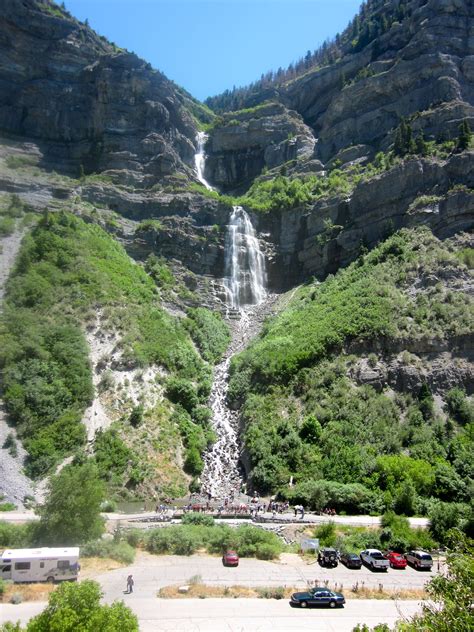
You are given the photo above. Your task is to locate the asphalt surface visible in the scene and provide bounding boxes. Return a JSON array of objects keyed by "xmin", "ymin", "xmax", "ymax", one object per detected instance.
[
  {"xmin": 1, "ymin": 598, "xmax": 424, "ymax": 631},
  {"xmin": 93, "ymin": 552, "xmax": 440, "ymax": 600}
]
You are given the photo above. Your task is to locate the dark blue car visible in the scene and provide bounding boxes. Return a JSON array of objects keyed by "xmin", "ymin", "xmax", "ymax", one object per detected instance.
[{"xmin": 290, "ymin": 587, "xmax": 345, "ymax": 608}]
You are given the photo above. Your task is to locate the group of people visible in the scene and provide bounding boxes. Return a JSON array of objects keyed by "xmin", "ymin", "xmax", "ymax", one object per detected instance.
[{"xmin": 320, "ymin": 507, "xmax": 337, "ymax": 516}]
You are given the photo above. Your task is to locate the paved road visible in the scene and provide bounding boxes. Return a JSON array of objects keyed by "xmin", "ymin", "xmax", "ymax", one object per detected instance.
[
  {"xmin": 0, "ymin": 510, "xmax": 429, "ymax": 528},
  {"xmin": 1, "ymin": 598, "xmax": 423, "ymax": 631},
  {"xmin": 95, "ymin": 552, "xmax": 439, "ymax": 599}
]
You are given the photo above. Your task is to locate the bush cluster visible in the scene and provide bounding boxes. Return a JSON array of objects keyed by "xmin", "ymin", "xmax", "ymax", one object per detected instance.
[{"xmin": 144, "ymin": 523, "xmax": 283, "ymax": 559}]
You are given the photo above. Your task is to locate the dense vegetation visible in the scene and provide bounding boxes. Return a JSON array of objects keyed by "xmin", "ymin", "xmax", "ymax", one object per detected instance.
[
  {"xmin": 0, "ymin": 211, "xmax": 224, "ymax": 486},
  {"xmin": 229, "ymin": 228, "xmax": 473, "ymax": 519}
]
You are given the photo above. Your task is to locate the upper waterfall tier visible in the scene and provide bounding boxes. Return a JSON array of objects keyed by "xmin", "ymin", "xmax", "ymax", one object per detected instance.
[
  {"xmin": 224, "ymin": 206, "xmax": 267, "ymax": 309},
  {"xmin": 194, "ymin": 131, "xmax": 214, "ymax": 191}
]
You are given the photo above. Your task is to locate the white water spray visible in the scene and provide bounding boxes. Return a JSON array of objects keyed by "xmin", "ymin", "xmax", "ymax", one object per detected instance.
[
  {"xmin": 224, "ymin": 206, "xmax": 267, "ymax": 310},
  {"xmin": 194, "ymin": 131, "xmax": 214, "ymax": 191}
]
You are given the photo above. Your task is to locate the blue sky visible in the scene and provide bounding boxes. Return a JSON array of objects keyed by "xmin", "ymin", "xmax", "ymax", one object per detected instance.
[{"xmin": 64, "ymin": 0, "xmax": 362, "ymax": 101}]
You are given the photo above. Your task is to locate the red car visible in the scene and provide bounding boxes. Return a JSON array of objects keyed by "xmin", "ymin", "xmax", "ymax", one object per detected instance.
[
  {"xmin": 222, "ymin": 550, "xmax": 239, "ymax": 567},
  {"xmin": 385, "ymin": 551, "xmax": 407, "ymax": 569}
]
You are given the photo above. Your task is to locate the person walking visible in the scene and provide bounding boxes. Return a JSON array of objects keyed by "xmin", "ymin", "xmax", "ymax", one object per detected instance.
[{"xmin": 126, "ymin": 574, "xmax": 134, "ymax": 594}]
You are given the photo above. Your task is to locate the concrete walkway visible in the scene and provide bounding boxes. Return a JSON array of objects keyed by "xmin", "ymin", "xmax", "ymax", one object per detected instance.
[{"xmin": 0, "ymin": 510, "xmax": 430, "ymax": 528}]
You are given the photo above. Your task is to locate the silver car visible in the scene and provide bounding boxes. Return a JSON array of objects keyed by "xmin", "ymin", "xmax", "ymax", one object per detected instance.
[{"xmin": 405, "ymin": 550, "xmax": 433, "ymax": 570}]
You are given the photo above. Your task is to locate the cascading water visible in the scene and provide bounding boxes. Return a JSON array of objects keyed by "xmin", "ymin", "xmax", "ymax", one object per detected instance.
[
  {"xmin": 194, "ymin": 131, "xmax": 213, "ymax": 191},
  {"xmin": 193, "ymin": 135, "xmax": 268, "ymax": 499},
  {"xmin": 223, "ymin": 206, "xmax": 267, "ymax": 310}
]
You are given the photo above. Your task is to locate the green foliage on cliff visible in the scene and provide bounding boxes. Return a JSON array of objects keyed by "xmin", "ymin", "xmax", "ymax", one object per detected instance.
[
  {"xmin": 230, "ymin": 228, "xmax": 473, "ymax": 512},
  {"xmin": 185, "ymin": 307, "xmax": 231, "ymax": 363},
  {"xmin": 0, "ymin": 211, "xmax": 207, "ymax": 477}
]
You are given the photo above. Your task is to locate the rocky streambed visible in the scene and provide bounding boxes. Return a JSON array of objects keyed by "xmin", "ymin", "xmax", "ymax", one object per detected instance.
[{"xmin": 200, "ymin": 294, "xmax": 279, "ymax": 500}]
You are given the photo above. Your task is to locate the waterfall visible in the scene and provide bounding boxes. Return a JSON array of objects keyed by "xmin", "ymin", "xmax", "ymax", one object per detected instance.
[
  {"xmin": 223, "ymin": 206, "xmax": 267, "ymax": 310},
  {"xmin": 193, "ymin": 134, "xmax": 268, "ymax": 500},
  {"xmin": 194, "ymin": 131, "xmax": 214, "ymax": 191}
]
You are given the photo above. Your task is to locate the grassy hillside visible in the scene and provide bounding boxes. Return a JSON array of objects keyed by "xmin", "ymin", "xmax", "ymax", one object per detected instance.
[
  {"xmin": 0, "ymin": 211, "xmax": 228, "ymax": 495},
  {"xmin": 230, "ymin": 228, "xmax": 473, "ymax": 516}
]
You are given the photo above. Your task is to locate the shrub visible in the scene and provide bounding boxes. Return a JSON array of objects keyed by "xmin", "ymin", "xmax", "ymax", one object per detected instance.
[
  {"xmin": 166, "ymin": 378, "xmax": 199, "ymax": 415},
  {"xmin": 429, "ymin": 502, "xmax": 461, "ymax": 545},
  {"xmin": 0, "ymin": 522, "xmax": 34, "ymax": 548},
  {"xmin": 257, "ymin": 586, "xmax": 285, "ymax": 599},
  {"xmin": 10, "ymin": 592, "xmax": 23, "ymax": 604},
  {"xmin": 445, "ymin": 388, "xmax": 474, "ymax": 425},
  {"xmin": 0, "ymin": 217, "xmax": 15, "ymax": 236},
  {"xmin": 183, "ymin": 447, "xmax": 204, "ymax": 476},
  {"xmin": 129, "ymin": 405, "xmax": 144, "ymax": 427},
  {"xmin": 314, "ymin": 522, "xmax": 337, "ymax": 546},
  {"xmin": 3, "ymin": 433, "xmax": 17, "ymax": 457},
  {"xmin": 93, "ymin": 429, "xmax": 133, "ymax": 482},
  {"xmin": 181, "ymin": 513, "xmax": 215, "ymax": 526},
  {"xmin": 81, "ymin": 539, "xmax": 136, "ymax": 564},
  {"xmin": 185, "ymin": 308, "xmax": 231, "ymax": 363}
]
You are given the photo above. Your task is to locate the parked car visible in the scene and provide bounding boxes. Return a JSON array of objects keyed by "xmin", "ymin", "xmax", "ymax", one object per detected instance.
[
  {"xmin": 405, "ymin": 550, "xmax": 433, "ymax": 570},
  {"xmin": 317, "ymin": 547, "xmax": 338, "ymax": 568},
  {"xmin": 385, "ymin": 551, "xmax": 407, "ymax": 569},
  {"xmin": 360, "ymin": 549, "xmax": 389, "ymax": 571},
  {"xmin": 222, "ymin": 550, "xmax": 239, "ymax": 567},
  {"xmin": 340, "ymin": 552, "xmax": 362, "ymax": 569},
  {"xmin": 290, "ymin": 587, "xmax": 345, "ymax": 608}
]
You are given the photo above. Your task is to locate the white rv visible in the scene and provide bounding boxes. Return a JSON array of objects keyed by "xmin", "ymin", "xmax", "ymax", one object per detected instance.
[{"xmin": 0, "ymin": 547, "xmax": 80, "ymax": 583}]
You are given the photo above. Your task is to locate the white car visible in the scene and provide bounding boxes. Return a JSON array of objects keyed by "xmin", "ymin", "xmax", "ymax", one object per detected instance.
[{"xmin": 360, "ymin": 549, "xmax": 389, "ymax": 571}]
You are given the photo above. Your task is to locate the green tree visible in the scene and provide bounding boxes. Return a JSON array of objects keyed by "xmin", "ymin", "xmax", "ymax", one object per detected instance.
[
  {"xmin": 26, "ymin": 580, "xmax": 138, "ymax": 632},
  {"xmin": 35, "ymin": 462, "xmax": 105, "ymax": 545},
  {"xmin": 457, "ymin": 119, "xmax": 472, "ymax": 151},
  {"xmin": 415, "ymin": 131, "xmax": 428, "ymax": 156},
  {"xmin": 446, "ymin": 388, "xmax": 474, "ymax": 425},
  {"xmin": 429, "ymin": 501, "xmax": 461, "ymax": 545}
]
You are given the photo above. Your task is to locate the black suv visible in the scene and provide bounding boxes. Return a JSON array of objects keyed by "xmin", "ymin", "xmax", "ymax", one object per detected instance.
[
  {"xmin": 318, "ymin": 547, "xmax": 338, "ymax": 568},
  {"xmin": 340, "ymin": 552, "xmax": 362, "ymax": 569}
]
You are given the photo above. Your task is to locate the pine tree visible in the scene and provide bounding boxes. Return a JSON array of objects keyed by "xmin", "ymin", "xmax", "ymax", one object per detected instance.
[
  {"xmin": 393, "ymin": 125, "xmax": 405, "ymax": 157},
  {"xmin": 457, "ymin": 119, "xmax": 472, "ymax": 151},
  {"xmin": 415, "ymin": 131, "xmax": 428, "ymax": 156}
]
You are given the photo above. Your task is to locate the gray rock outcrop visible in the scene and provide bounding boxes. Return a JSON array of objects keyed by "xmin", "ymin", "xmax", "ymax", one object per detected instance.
[{"xmin": 0, "ymin": 0, "xmax": 199, "ymax": 183}]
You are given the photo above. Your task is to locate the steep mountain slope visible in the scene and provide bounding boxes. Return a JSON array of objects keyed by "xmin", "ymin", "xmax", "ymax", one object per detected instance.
[
  {"xmin": 0, "ymin": 0, "xmax": 472, "ymax": 510},
  {"xmin": 229, "ymin": 228, "xmax": 473, "ymax": 513},
  {"xmin": 0, "ymin": 209, "xmax": 230, "ymax": 499},
  {"xmin": 0, "ymin": 0, "xmax": 208, "ymax": 185},
  {"xmin": 204, "ymin": 0, "xmax": 474, "ymax": 188}
]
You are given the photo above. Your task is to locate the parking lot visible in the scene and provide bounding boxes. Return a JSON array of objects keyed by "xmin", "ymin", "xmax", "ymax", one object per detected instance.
[{"xmin": 93, "ymin": 552, "xmax": 441, "ymax": 601}]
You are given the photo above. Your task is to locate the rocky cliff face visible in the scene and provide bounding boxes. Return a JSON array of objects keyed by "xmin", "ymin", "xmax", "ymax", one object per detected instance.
[
  {"xmin": 260, "ymin": 152, "xmax": 474, "ymax": 289},
  {"xmin": 205, "ymin": 103, "xmax": 316, "ymax": 192},
  {"xmin": 0, "ymin": 0, "xmax": 200, "ymax": 185},
  {"xmin": 205, "ymin": 0, "xmax": 474, "ymax": 190}
]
